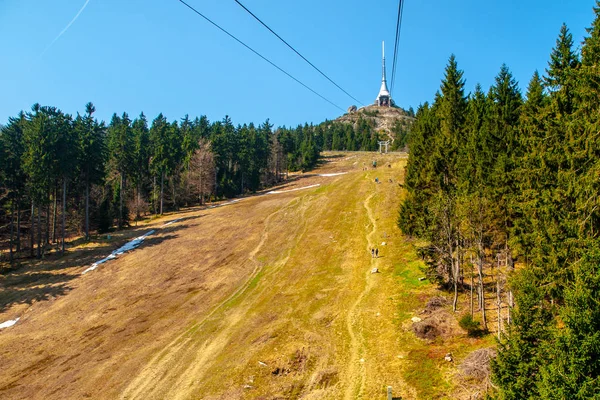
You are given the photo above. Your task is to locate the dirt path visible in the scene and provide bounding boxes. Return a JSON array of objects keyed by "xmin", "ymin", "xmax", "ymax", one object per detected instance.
[{"xmin": 344, "ymin": 191, "xmax": 379, "ymax": 400}]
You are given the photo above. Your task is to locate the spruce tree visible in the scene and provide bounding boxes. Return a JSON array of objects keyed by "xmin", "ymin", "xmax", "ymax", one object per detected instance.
[
  {"xmin": 107, "ymin": 113, "xmax": 134, "ymax": 227},
  {"xmin": 537, "ymin": 248, "xmax": 600, "ymax": 399},
  {"xmin": 76, "ymin": 102, "xmax": 106, "ymax": 240},
  {"xmin": 491, "ymin": 270, "xmax": 552, "ymax": 400}
]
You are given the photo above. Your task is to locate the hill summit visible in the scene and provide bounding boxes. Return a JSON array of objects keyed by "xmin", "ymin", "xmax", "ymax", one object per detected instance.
[{"xmin": 334, "ymin": 104, "xmax": 414, "ymax": 140}]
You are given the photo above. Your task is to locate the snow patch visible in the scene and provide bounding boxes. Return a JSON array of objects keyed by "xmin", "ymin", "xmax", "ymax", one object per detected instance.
[
  {"xmin": 162, "ymin": 218, "xmax": 183, "ymax": 227},
  {"xmin": 318, "ymin": 172, "xmax": 347, "ymax": 177},
  {"xmin": 208, "ymin": 199, "xmax": 242, "ymax": 209},
  {"xmin": 0, "ymin": 317, "xmax": 20, "ymax": 329},
  {"xmin": 82, "ymin": 230, "xmax": 156, "ymax": 275},
  {"xmin": 267, "ymin": 184, "xmax": 320, "ymax": 195}
]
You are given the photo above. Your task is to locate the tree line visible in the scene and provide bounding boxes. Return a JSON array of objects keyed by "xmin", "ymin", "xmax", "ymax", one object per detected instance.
[
  {"xmin": 0, "ymin": 105, "xmax": 323, "ymax": 264},
  {"xmin": 399, "ymin": 2, "xmax": 600, "ymax": 398}
]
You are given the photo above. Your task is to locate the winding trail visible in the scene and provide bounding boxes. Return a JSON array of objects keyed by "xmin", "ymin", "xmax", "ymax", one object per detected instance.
[{"xmin": 344, "ymin": 191, "xmax": 378, "ymax": 400}]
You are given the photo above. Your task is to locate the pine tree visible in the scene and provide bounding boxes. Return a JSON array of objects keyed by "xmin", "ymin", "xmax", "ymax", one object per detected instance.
[
  {"xmin": 537, "ymin": 248, "xmax": 600, "ymax": 399},
  {"xmin": 76, "ymin": 102, "xmax": 106, "ymax": 240},
  {"xmin": 131, "ymin": 112, "xmax": 150, "ymax": 220},
  {"xmin": 107, "ymin": 113, "xmax": 134, "ymax": 227},
  {"xmin": 149, "ymin": 113, "xmax": 170, "ymax": 214},
  {"xmin": 491, "ymin": 270, "xmax": 552, "ymax": 400},
  {"xmin": 0, "ymin": 114, "xmax": 27, "ymax": 262}
]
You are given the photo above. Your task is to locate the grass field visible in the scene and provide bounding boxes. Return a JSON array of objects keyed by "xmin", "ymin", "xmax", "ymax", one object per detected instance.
[{"xmin": 0, "ymin": 152, "xmax": 493, "ymax": 399}]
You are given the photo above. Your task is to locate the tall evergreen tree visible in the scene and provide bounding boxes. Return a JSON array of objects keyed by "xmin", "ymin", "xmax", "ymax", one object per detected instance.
[
  {"xmin": 107, "ymin": 112, "xmax": 134, "ymax": 227},
  {"xmin": 76, "ymin": 102, "xmax": 106, "ymax": 240}
]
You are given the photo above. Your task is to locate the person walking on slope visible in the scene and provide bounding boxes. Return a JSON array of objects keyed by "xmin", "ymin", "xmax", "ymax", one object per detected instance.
[
  {"xmin": 371, "ymin": 248, "xmax": 375, "ymax": 258},
  {"xmin": 375, "ymin": 248, "xmax": 379, "ymax": 258}
]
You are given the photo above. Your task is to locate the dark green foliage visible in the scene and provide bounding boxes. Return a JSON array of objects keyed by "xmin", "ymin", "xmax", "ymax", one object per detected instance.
[
  {"xmin": 491, "ymin": 270, "xmax": 552, "ymax": 399},
  {"xmin": 400, "ymin": 4, "xmax": 600, "ymax": 398},
  {"xmin": 459, "ymin": 314, "xmax": 483, "ymax": 337},
  {"xmin": 537, "ymin": 247, "xmax": 600, "ymax": 399},
  {"xmin": 0, "ymin": 104, "xmax": 322, "ymax": 259},
  {"xmin": 95, "ymin": 193, "xmax": 112, "ymax": 234}
]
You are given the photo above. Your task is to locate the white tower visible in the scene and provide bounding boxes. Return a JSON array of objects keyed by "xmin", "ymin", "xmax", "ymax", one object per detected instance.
[{"xmin": 376, "ymin": 41, "xmax": 392, "ymax": 107}]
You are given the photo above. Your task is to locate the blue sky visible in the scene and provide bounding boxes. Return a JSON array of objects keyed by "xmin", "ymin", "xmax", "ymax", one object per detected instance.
[{"xmin": 0, "ymin": 0, "xmax": 596, "ymax": 128}]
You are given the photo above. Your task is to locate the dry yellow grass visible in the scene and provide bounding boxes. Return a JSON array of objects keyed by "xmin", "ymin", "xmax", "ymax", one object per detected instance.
[{"xmin": 0, "ymin": 152, "xmax": 493, "ymax": 399}]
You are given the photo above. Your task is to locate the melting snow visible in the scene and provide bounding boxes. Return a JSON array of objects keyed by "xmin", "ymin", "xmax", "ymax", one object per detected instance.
[
  {"xmin": 0, "ymin": 317, "xmax": 20, "ymax": 329},
  {"xmin": 318, "ymin": 172, "xmax": 347, "ymax": 177},
  {"xmin": 208, "ymin": 199, "xmax": 242, "ymax": 209},
  {"xmin": 267, "ymin": 184, "xmax": 320, "ymax": 195},
  {"xmin": 82, "ymin": 230, "xmax": 156, "ymax": 275},
  {"xmin": 162, "ymin": 218, "xmax": 183, "ymax": 227}
]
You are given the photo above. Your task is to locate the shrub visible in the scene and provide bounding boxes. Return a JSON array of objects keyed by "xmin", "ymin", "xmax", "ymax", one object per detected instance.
[{"xmin": 459, "ymin": 314, "xmax": 483, "ymax": 337}]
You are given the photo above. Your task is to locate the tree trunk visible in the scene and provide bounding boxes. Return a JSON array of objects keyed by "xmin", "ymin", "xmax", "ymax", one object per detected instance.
[
  {"xmin": 136, "ymin": 183, "xmax": 141, "ymax": 221},
  {"xmin": 214, "ymin": 168, "xmax": 218, "ymax": 199},
  {"xmin": 119, "ymin": 173, "xmax": 124, "ymax": 229},
  {"xmin": 452, "ymin": 252, "xmax": 460, "ymax": 312},
  {"xmin": 16, "ymin": 200, "xmax": 21, "ymax": 253},
  {"xmin": 30, "ymin": 201, "xmax": 35, "ymax": 257},
  {"xmin": 45, "ymin": 193, "xmax": 50, "ymax": 246},
  {"xmin": 85, "ymin": 179, "xmax": 90, "ymax": 241},
  {"xmin": 52, "ymin": 186, "xmax": 57, "ymax": 243},
  {"xmin": 9, "ymin": 202, "xmax": 14, "ymax": 264},
  {"xmin": 496, "ymin": 268, "xmax": 502, "ymax": 339},
  {"xmin": 477, "ymin": 243, "xmax": 487, "ymax": 330},
  {"xmin": 37, "ymin": 203, "xmax": 42, "ymax": 259},
  {"xmin": 153, "ymin": 175, "xmax": 157, "ymax": 215},
  {"xmin": 506, "ymin": 250, "xmax": 514, "ymax": 325},
  {"xmin": 61, "ymin": 177, "xmax": 66, "ymax": 255},
  {"xmin": 470, "ymin": 255, "xmax": 474, "ymax": 318},
  {"xmin": 160, "ymin": 172, "xmax": 164, "ymax": 215},
  {"xmin": 199, "ymin": 163, "xmax": 204, "ymax": 205},
  {"xmin": 171, "ymin": 176, "xmax": 176, "ymax": 211}
]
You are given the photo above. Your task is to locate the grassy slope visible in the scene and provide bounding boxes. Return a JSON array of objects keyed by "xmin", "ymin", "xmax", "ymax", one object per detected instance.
[{"xmin": 0, "ymin": 152, "xmax": 493, "ymax": 400}]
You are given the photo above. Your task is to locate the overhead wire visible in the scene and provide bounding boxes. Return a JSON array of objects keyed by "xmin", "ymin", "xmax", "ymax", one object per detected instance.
[
  {"xmin": 176, "ymin": 0, "xmax": 345, "ymax": 112},
  {"xmin": 233, "ymin": 0, "xmax": 364, "ymax": 106},
  {"xmin": 390, "ymin": 0, "xmax": 404, "ymax": 96}
]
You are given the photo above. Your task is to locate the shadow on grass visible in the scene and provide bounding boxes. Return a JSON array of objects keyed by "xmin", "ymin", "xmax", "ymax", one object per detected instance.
[
  {"xmin": 0, "ymin": 218, "xmax": 199, "ymax": 315},
  {"xmin": 0, "ymin": 273, "xmax": 75, "ymax": 313}
]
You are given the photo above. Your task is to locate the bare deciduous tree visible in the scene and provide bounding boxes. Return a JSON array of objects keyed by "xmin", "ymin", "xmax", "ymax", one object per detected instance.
[{"xmin": 190, "ymin": 139, "xmax": 215, "ymax": 205}]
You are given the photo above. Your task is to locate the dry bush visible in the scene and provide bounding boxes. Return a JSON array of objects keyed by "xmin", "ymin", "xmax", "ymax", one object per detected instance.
[
  {"xmin": 459, "ymin": 348, "xmax": 496, "ymax": 381},
  {"xmin": 423, "ymin": 296, "xmax": 448, "ymax": 314},
  {"xmin": 412, "ymin": 309, "xmax": 454, "ymax": 340}
]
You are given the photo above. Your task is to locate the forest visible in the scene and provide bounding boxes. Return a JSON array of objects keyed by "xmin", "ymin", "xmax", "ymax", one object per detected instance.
[
  {"xmin": 399, "ymin": 3, "xmax": 600, "ymax": 398},
  {"xmin": 0, "ymin": 106, "xmax": 323, "ymax": 264},
  {"xmin": 0, "ymin": 102, "xmax": 400, "ymax": 265}
]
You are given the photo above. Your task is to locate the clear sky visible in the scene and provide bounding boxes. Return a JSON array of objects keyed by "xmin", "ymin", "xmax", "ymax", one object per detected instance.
[{"xmin": 0, "ymin": 0, "xmax": 596, "ymax": 128}]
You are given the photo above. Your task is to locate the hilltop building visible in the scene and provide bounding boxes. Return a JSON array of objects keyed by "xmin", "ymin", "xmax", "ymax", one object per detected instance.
[{"xmin": 375, "ymin": 41, "xmax": 395, "ymax": 107}]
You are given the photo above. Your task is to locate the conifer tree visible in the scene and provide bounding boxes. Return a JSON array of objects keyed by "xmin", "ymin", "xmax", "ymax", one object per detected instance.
[
  {"xmin": 107, "ymin": 113, "xmax": 134, "ymax": 227},
  {"xmin": 149, "ymin": 113, "xmax": 171, "ymax": 214},
  {"xmin": 76, "ymin": 102, "xmax": 106, "ymax": 240},
  {"xmin": 131, "ymin": 112, "xmax": 150, "ymax": 220},
  {"xmin": 0, "ymin": 114, "xmax": 26, "ymax": 262},
  {"xmin": 491, "ymin": 270, "xmax": 552, "ymax": 400},
  {"xmin": 545, "ymin": 24, "xmax": 580, "ymax": 115},
  {"xmin": 537, "ymin": 248, "xmax": 600, "ymax": 399}
]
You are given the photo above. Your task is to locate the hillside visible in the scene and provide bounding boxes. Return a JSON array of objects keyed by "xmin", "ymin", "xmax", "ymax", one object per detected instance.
[
  {"xmin": 0, "ymin": 152, "xmax": 492, "ymax": 399},
  {"xmin": 334, "ymin": 105, "xmax": 414, "ymax": 142}
]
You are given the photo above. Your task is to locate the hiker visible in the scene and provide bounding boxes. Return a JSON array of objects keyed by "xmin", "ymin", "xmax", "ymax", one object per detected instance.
[
  {"xmin": 375, "ymin": 248, "xmax": 379, "ymax": 258},
  {"xmin": 371, "ymin": 248, "xmax": 375, "ymax": 258},
  {"xmin": 375, "ymin": 177, "xmax": 379, "ymax": 183},
  {"xmin": 372, "ymin": 160, "xmax": 377, "ymax": 168}
]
